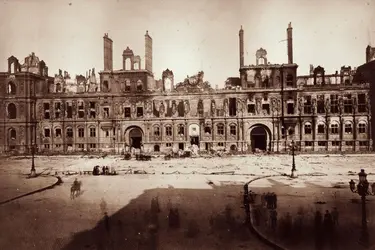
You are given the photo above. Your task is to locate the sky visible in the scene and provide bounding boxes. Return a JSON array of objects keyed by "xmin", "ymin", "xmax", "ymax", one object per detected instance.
[{"xmin": 0, "ymin": 0, "xmax": 374, "ymax": 87}]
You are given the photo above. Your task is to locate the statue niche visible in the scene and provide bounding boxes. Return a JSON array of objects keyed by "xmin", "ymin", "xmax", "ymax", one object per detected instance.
[
  {"xmin": 171, "ymin": 101, "xmax": 177, "ymax": 117},
  {"xmin": 184, "ymin": 100, "xmax": 190, "ymax": 115},
  {"xmin": 159, "ymin": 101, "xmax": 165, "ymax": 117}
]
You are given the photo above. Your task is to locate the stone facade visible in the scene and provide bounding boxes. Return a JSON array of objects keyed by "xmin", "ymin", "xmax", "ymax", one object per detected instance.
[{"xmin": 0, "ymin": 26, "xmax": 373, "ymax": 154}]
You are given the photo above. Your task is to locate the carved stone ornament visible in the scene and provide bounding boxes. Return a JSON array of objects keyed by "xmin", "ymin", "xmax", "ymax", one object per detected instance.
[{"xmin": 184, "ymin": 100, "xmax": 190, "ymax": 115}]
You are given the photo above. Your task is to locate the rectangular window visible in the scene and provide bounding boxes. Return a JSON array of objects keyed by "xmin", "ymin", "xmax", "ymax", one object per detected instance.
[
  {"xmin": 344, "ymin": 124, "xmax": 352, "ymax": 134},
  {"xmin": 178, "ymin": 143, "xmax": 184, "ymax": 150},
  {"xmin": 89, "ymin": 143, "xmax": 96, "ymax": 149},
  {"xmin": 230, "ymin": 125, "xmax": 236, "ymax": 135},
  {"xmin": 90, "ymin": 127, "xmax": 96, "ymax": 137},
  {"xmin": 66, "ymin": 103, "xmax": 73, "ymax": 118},
  {"xmin": 344, "ymin": 95, "xmax": 353, "ymax": 114},
  {"xmin": 89, "ymin": 102, "xmax": 96, "ymax": 118},
  {"xmin": 304, "ymin": 96, "xmax": 312, "ymax": 114},
  {"xmin": 229, "ymin": 98, "xmax": 237, "ymax": 116},
  {"xmin": 304, "ymin": 124, "xmax": 312, "ymax": 134},
  {"xmin": 44, "ymin": 103, "xmax": 50, "ymax": 119},
  {"xmin": 55, "ymin": 102, "xmax": 61, "ymax": 119},
  {"xmin": 304, "ymin": 141, "xmax": 313, "ymax": 147},
  {"xmin": 217, "ymin": 125, "xmax": 224, "ymax": 135},
  {"xmin": 287, "ymin": 103, "xmax": 294, "ymax": 114},
  {"xmin": 332, "ymin": 141, "xmax": 340, "ymax": 146},
  {"xmin": 77, "ymin": 143, "xmax": 84, "ymax": 149},
  {"xmin": 345, "ymin": 141, "xmax": 354, "ymax": 146},
  {"xmin": 66, "ymin": 128, "xmax": 73, "ymax": 138},
  {"xmin": 137, "ymin": 107, "xmax": 143, "ymax": 117},
  {"xmin": 44, "ymin": 144, "xmax": 50, "ymax": 149},
  {"xmin": 331, "ymin": 124, "xmax": 339, "ymax": 134},
  {"xmin": 317, "ymin": 95, "xmax": 325, "ymax": 114},
  {"xmin": 358, "ymin": 94, "xmax": 367, "ymax": 113},
  {"xmin": 166, "ymin": 126, "xmax": 172, "ymax": 136},
  {"xmin": 247, "ymin": 104, "xmax": 255, "ymax": 114},
  {"xmin": 166, "ymin": 143, "xmax": 172, "ymax": 147},
  {"xmin": 218, "ymin": 142, "xmax": 224, "ymax": 147},
  {"xmin": 318, "ymin": 141, "xmax": 327, "ymax": 147},
  {"xmin": 103, "ymin": 107, "xmax": 109, "ymax": 118},
  {"xmin": 124, "ymin": 107, "xmax": 131, "ymax": 118},
  {"xmin": 55, "ymin": 144, "xmax": 61, "ymax": 148},
  {"xmin": 44, "ymin": 128, "xmax": 50, "ymax": 137},
  {"xmin": 359, "ymin": 141, "xmax": 368, "ymax": 146},
  {"xmin": 330, "ymin": 95, "xmax": 339, "ymax": 113},
  {"xmin": 262, "ymin": 104, "xmax": 270, "ymax": 115},
  {"xmin": 55, "ymin": 128, "xmax": 62, "ymax": 137},
  {"xmin": 78, "ymin": 128, "xmax": 84, "ymax": 137},
  {"xmin": 317, "ymin": 124, "xmax": 325, "ymax": 134},
  {"xmin": 105, "ymin": 130, "xmax": 110, "ymax": 137},
  {"xmin": 359, "ymin": 123, "xmax": 366, "ymax": 134}
]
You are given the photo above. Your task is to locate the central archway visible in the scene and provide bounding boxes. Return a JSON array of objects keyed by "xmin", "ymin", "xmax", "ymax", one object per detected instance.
[
  {"xmin": 128, "ymin": 127, "xmax": 143, "ymax": 149},
  {"xmin": 250, "ymin": 126, "xmax": 268, "ymax": 151}
]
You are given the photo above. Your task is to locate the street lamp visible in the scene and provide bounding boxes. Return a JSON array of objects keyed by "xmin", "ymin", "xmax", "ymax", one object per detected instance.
[
  {"xmin": 289, "ymin": 140, "xmax": 297, "ymax": 178},
  {"xmin": 349, "ymin": 169, "xmax": 375, "ymax": 247}
]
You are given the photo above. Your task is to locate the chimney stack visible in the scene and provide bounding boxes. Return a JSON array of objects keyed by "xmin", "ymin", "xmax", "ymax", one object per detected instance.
[
  {"xmin": 239, "ymin": 26, "xmax": 244, "ymax": 68},
  {"xmin": 287, "ymin": 22, "xmax": 293, "ymax": 64},
  {"xmin": 103, "ymin": 33, "xmax": 113, "ymax": 71}
]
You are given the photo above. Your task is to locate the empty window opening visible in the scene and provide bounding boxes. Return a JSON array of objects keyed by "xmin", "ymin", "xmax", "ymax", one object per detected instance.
[
  {"xmin": 317, "ymin": 124, "xmax": 325, "ymax": 134},
  {"xmin": 359, "ymin": 123, "xmax": 366, "ymax": 134},
  {"xmin": 204, "ymin": 126, "xmax": 211, "ymax": 134},
  {"xmin": 358, "ymin": 94, "xmax": 367, "ymax": 113},
  {"xmin": 8, "ymin": 82, "xmax": 16, "ymax": 95},
  {"xmin": 154, "ymin": 145, "xmax": 160, "ymax": 152},
  {"xmin": 198, "ymin": 100, "xmax": 204, "ymax": 117},
  {"xmin": 287, "ymin": 103, "xmax": 294, "ymax": 114},
  {"xmin": 136, "ymin": 81, "xmax": 143, "ymax": 91},
  {"xmin": 78, "ymin": 102, "xmax": 85, "ymax": 118},
  {"xmin": 330, "ymin": 95, "xmax": 339, "ymax": 113},
  {"xmin": 304, "ymin": 96, "xmax": 312, "ymax": 114},
  {"xmin": 344, "ymin": 123, "xmax": 352, "ymax": 134},
  {"xmin": 165, "ymin": 126, "xmax": 172, "ymax": 136},
  {"xmin": 229, "ymin": 98, "xmax": 237, "ymax": 116},
  {"xmin": 89, "ymin": 102, "xmax": 96, "ymax": 118},
  {"xmin": 178, "ymin": 125, "xmax": 185, "ymax": 136},
  {"xmin": 7, "ymin": 103, "xmax": 17, "ymax": 119},
  {"xmin": 178, "ymin": 143, "xmax": 184, "ymax": 150},
  {"xmin": 230, "ymin": 125, "xmax": 236, "ymax": 135},
  {"xmin": 66, "ymin": 103, "xmax": 73, "ymax": 118},
  {"xmin": 154, "ymin": 126, "xmax": 160, "ymax": 136},
  {"xmin": 44, "ymin": 128, "xmax": 50, "ymax": 137},
  {"xmin": 262, "ymin": 104, "xmax": 270, "ymax": 114},
  {"xmin": 286, "ymin": 74, "xmax": 293, "ymax": 87},
  {"xmin": 90, "ymin": 127, "xmax": 96, "ymax": 137},
  {"xmin": 178, "ymin": 101, "xmax": 184, "ymax": 117},
  {"xmin": 44, "ymin": 103, "xmax": 50, "ymax": 119},
  {"xmin": 55, "ymin": 103, "xmax": 61, "ymax": 119},
  {"xmin": 304, "ymin": 124, "xmax": 312, "ymax": 134},
  {"xmin": 55, "ymin": 128, "xmax": 62, "ymax": 137},
  {"xmin": 137, "ymin": 107, "xmax": 143, "ymax": 117},
  {"xmin": 66, "ymin": 128, "xmax": 73, "ymax": 138},
  {"xmin": 78, "ymin": 128, "xmax": 84, "ymax": 137},
  {"xmin": 217, "ymin": 124, "xmax": 224, "ymax": 135},
  {"xmin": 317, "ymin": 95, "xmax": 325, "ymax": 114},
  {"xmin": 103, "ymin": 107, "xmax": 109, "ymax": 118},
  {"xmin": 331, "ymin": 124, "xmax": 339, "ymax": 134},
  {"xmin": 344, "ymin": 95, "xmax": 353, "ymax": 114},
  {"xmin": 102, "ymin": 81, "xmax": 109, "ymax": 92},
  {"xmin": 124, "ymin": 107, "xmax": 131, "ymax": 118},
  {"xmin": 247, "ymin": 104, "xmax": 255, "ymax": 114}
]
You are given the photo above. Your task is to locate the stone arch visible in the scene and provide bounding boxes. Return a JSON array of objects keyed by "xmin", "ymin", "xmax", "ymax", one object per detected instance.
[
  {"xmin": 124, "ymin": 126, "xmax": 144, "ymax": 149},
  {"xmin": 248, "ymin": 123, "xmax": 272, "ymax": 152},
  {"xmin": 7, "ymin": 103, "xmax": 17, "ymax": 119},
  {"xmin": 154, "ymin": 144, "xmax": 160, "ymax": 152},
  {"xmin": 125, "ymin": 58, "xmax": 132, "ymax": 70},
  {"xmin": 8, "ymin": 128, "xmax": 16, "ymax": 140}
]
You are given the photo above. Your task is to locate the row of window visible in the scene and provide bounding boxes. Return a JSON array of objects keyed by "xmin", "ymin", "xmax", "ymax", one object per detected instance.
[
  {"xmin": 304, "ymin": 122, "xmax": 367, "ymax": 135},
  {"xmin": 153, "ymin": 124, "xmax": 237, "ymax": 136},
  {"xmin": 303, "ymin": 141, "xmax": 369, "ymax": 147}
]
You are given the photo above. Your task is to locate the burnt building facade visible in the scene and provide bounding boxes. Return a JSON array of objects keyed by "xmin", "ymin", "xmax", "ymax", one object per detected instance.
[{"xmin": 0, "ymin": 24, "xmax": 372, "ymax": 154}]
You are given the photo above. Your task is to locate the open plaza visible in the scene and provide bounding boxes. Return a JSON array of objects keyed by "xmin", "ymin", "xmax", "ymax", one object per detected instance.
[{"xmin": 1, "ymin": 153, "xmax": 375, "ymax": 250}]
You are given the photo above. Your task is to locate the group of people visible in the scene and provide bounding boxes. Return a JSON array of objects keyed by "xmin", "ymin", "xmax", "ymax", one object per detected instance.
[
  {"xmin": 314, "ymin": 208, "xmax": 339, "ymax": 248},
  {"xmin": 92, "ymin": 165, "xmax": 117, "ymax": 176}
]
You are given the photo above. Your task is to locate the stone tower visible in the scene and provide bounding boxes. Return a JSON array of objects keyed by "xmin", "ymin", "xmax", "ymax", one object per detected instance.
[
  {"xmin": 145, "ymin": 31, "xmax": 153, "ymax": 73},
  {"xmin": 287, "ymin": 22, "xmax": 293, "ymax": 64},
  {"xmin": 103, "ymin": 33, "xmax": 113, "ymax": 71},
  {"xmin": 239, "ymin": 26, "xmax": 244, "ymax": 68}
]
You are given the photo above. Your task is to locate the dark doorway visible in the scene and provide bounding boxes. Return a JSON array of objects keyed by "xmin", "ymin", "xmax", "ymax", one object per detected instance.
[
  {"xmin": 129, "ymin": 128, "xmax": 142, "ymax": 149},
  {"xmin": 190, "ymin": 136, "xmax": 199, "ymax": 146},
  {"xmin": 250, "ymin": 126, "xmax": 267, "ymax": 151},
  {"xmin": 178, "ymin": 143, "xmax": 184, "ymax": 150}
]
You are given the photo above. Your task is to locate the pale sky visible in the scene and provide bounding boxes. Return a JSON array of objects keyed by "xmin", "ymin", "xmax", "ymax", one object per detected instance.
[{"xmin": 1, "ymin": 0, "xmax": 374, "ymax": 86}]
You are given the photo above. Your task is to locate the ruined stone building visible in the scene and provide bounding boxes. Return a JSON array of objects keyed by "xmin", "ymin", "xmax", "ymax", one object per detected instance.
[{"xmin": 0, "ymin": 24, "xmax": 373, "ymax": 154}]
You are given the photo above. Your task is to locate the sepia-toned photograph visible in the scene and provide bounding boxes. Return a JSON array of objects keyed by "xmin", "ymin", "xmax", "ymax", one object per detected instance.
[{"xmin": 1, "ymin": 0, "xmax": 375, "ymax": 249}]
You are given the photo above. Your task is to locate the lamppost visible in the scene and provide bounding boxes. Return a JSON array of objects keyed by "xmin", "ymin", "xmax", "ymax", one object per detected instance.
[
  {"xmin": 349, "ymin": 169, "xmax": 375, "ymax": 248},
  {"xmin": 289, "ymin": 140, "xmax": 298, "ymax": 178},
  {"xmin": 30, "ymin": 144, "xmax": 36, "ymax": 177}
]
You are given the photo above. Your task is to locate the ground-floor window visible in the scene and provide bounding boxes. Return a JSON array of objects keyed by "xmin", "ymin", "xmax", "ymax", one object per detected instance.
[
  {"xmin": 332, "ymin": 141, "xmax": 340, "ymax": 146},
  {"xmin": 9, "ymin": 145, "xmax": 16, "ymax": 150},
  {"xmin": 154, "ymin": 145, "xmax": 160, "ymax": 152},
  {"xmin": 77, "ymin": 143, "xmax": 84, "ymax": 149},
  {"xmin": 359, "ymin": 141, "xmax": 368, "ymax": 146},
  {"xmin": 205, "ymin": 143, "xmax": 210, "ymax": 150},
  {"xmin": 218, "ymin": 142, "xmax": 224, "ymax": 147},
  {"xmin": 166, "ymin": 143, "xmax": 172, "ymax": 147},
  {"xmin": 317, "ymin": 141, "xmax": 327, "ymax": 147},
  {"xmin": 345, "ymin": 141, "xmax": 354, "ymax": 146},
  {"xmin": 89, "ymin": 143, "xmax": 96, "ymax": 149},
  {"xmin": 55, "ymin": 144, "xmax": 61, "ymax": 148},
  {"xmin": 304, "ymin": 141, "xmax": 313, "ymax": 147},
  {"xmin": 44, "ymin": 144, "xmax": 50, "ymax": 149},
  {"xmin": 178, "ymin": 143, "xmax": 184, "ymax": 150}
]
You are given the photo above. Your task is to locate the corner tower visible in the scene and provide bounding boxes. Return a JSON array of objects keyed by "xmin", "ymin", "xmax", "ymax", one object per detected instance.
[
  {"xmin": 103, "ymin": 33, "xmax": 113, "ymax": 71},
  {"xmin": 145, "ymin": 30, "xmax": 153, "ymax": 73}
]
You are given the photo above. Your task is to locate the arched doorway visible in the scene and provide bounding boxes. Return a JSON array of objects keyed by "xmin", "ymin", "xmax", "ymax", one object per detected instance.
[
  {"xmin": 128, "ymin": 127, "xmax": 143, "ymax": 149},
  {"xmin": 250, "ymin": 126, "xmax": 267, "ymax": 151}
]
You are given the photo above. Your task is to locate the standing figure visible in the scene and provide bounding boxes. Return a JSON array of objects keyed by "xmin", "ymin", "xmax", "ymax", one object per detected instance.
[
  {"xmin": 331, "ymin": 207, "xmax": 339, "ymax": 226},
  {"xmin": 270, "ymin": 209, "xmax": 278, "ymax": 231}
]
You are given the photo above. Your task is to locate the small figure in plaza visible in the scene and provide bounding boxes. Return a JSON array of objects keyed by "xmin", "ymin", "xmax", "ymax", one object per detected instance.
[
  {"xmin": 273, "ymin": 193, "xmax": 277, "ymax": 209},
  {"xmin": 105, "ymin": 166, "xmax": 110, "ymax": 175},
  {"xmin": 331, "ymin": 207, "xmax": 339, "ymax": 226},
  {"xmin": 253, "ymin": 207, "xmax": 261, "ymax": 226},
  {"xmin": 284, "ymin": 212, "xmax": 292, "ymax": 238},
  {"xmin": 104, "ymin": 212, "xmax": 110, "ymax": 233},
  {"xmin": 269, "ymin": 209, "xmax": 278, "ymax": 231},
  {"xmin": 314, "ymin": 210, "xmax": 323, "ymax": 249},
  {"xmin": 102, "ymin": 166, "xmax": 106, "ymax": 175},
  {"xmin": 261, "ymin": 193, "xmax": 266, "ymax": 207},
  {"xmin": 323, "ymin": 210, "xmax": 333, "ymax": 233}
]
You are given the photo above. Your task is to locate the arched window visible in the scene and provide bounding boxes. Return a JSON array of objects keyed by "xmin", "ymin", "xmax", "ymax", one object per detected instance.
[
  {"xmin": 217, "ymin": 123, "xmax": 224, "ymax": 135},
  {"xmin": 358, "ymin": 122, "xmax": 367, "ymax": 134},
  {"xmin": 344, "ymin": 122, "xmax": 353, "ymax": 134},
  {"xmin": 102, "ymin": 81, "xmax": 109, "ymax": 92},
  {"xmin": 154, "ymin": 126, "xmax": 160, "ymax": 136},
  {"xmin": 125, "ymin": 58, "xmax": 131, "ymax": 70},
  {"xmin": 330, "ymin": 123, "xmax": 339, "ymax": 134},
  {"xmin": 304, "ymin": 122, "xmax": 312, "ymax": 134},
  {"xmin": 134, "ymin": 63, "xmax": 140, "ymax": 70},
  {"xmin": 317, "ymin": 123, "xmax": 325, "ymax": 134},
  {"xmin": 7, "ymin": 103, "xmax": 17, "ymax": 119},
  {"xmin": 8, "ymin": 82, "xmax": 16, "ymax": 95},
  {"xmin": 9, "ymin": 129, "xmax": 16, "ymax": 140},
  {"xmin": 154, "ymin": 144, "xmax": 160, "ymax": 152}
]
